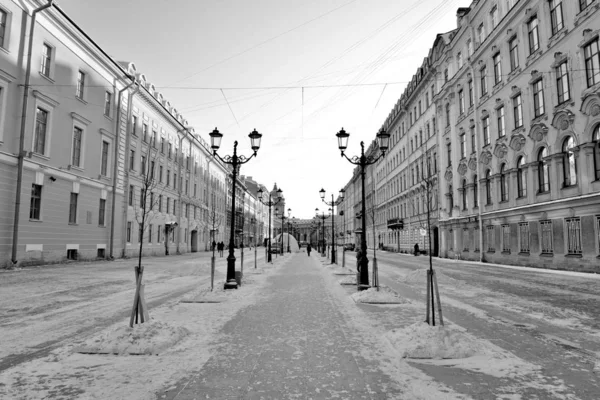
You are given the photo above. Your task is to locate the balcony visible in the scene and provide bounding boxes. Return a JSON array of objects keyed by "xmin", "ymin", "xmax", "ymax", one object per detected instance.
[{"xmin": 387, "ymin": 218, "xmax": 404, "ymax": 230}]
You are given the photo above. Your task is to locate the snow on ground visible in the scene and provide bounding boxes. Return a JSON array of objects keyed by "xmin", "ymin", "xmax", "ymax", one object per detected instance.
[
  {"xmin": 351, "ymin": 286, "xmax": 410, "ymax": 304},
  {"xmin": 384, "ymin": 321, "xmax": 540, "ymax": 378},
  {"xmin": 400, "ymin": 268, "xmax": 463, "ymax": 285},
  {"xmin": 75, "ymin": 320, "xmax": 190, "ymax": 355},
  {"xmin": 338, "ymin": 274, "xmax": 357, "ymax": 285}
]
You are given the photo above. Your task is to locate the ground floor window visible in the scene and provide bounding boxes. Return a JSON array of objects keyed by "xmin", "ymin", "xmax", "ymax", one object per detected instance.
[
  {"xmin": 474, "ymin": 227, "xmax": 480, "ymax": 252},
  {"xmin": 463, "ymin": 228, "xmax": 469, "ymax": 251},
  {"xmin": 127, "ymin": 222, "xmax": 132, "ymax": 243},
  {"xmin": 519, "ymin": 222, "xmax": 530, "ymax": 253},
  {"xmin": 502, "ymin": 224, "xmax": 510, "ymax": 253},
  {"xmin": 486, "ymin": 226, "xmax": 495, "ymax": 252},
  {"xmin": 565, "ymin": 218, "xmax": 582, "ymax": 255},
  {"xmin": 540, "ymin": 220, "xmax": 553, "ymax": 254}
]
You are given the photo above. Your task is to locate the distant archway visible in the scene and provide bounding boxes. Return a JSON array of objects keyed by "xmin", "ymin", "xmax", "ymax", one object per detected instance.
[
  {"xmin": 274, "ymin": 233, "xmax": 300, "ymax": 252},
  {"xmin": 191, "ymin": 230, "xmax": 198, "ymax": 252}
]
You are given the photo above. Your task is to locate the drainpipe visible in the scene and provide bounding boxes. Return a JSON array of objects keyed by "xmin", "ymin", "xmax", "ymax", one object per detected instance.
[
  {"xmin": 109, "ymin": 78, "xmax": 137, "ymax": 259},
  {"xmin": 11, "ymin": 0, "xmax": 54, "ymax": 266},
  {"xmin": 120, "ymin": 83, "xmax": 140, "ymax": 257},
  {"xmin": 467, "ymin": 27, "xmax": 485, "ymax": 263}
]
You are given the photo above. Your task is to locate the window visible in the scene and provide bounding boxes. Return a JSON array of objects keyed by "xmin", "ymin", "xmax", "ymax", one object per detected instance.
[
  {"xmin": 148, "ymin": 224, "xmax": 153, "ymax": 243},
  {"xmin": 473, "ymin": 174, "xmax": 478, "ymax": 208},
  {"xmin": 127, "ymin": 221, "xmax": 132, "ymax": 242},
  {"xmin": 128, "ymin": 185, "xmax": 134, "ymax": 206},
  {"xmin": 152, "ymin": 130, "xmax": 158, "ymax": 148},
  {"xmin": 480, "ymin": 65, "xmax": 488, "ymax": 95},
  {"xmin": 459, "ymin": 90, "xmax": 465, "ymax": 114},
  {"xmin": 594, "ymin": 125, "xmax": 600, "ymax": 180},
  {"xmin": 562, "ymin": 136, "xmax": 577, "ymax": 187},
  {"xmin": 500, "ymin": 164, "xmax": 508, "ymax": 202},
  {"xmin": 32, "ymin": 108, "xmax": 50, "ymax": 156},
  {"xmin": 138, "ymin": 225, "xmax": 143, "ymax": 243},
  {"xmin": 540, "ymin": 220, "xmax": 553, "ymax": 254},
  {"xmin": 100, "ymin": 140, "xmax": 109, "ymax": 176},
  {"xmin": 517, "ymin": 156, "xmax": 527, "ymax": 198},
  {"xmin": 491, "ymin": 6, "xmax": 498, "ymax": 28},
  {"xmin": 104, "ymin": 92, "xmax": 112, "ymax": 116},
  {"xmin": 478, "ymin": 23, "xmax": 486, "ymax": 44},
  {"xmin": 71, "ymin": 127, "xmax": 83, "ymax": 167},
  {"xmin": 41, "ymin": 43, "xmax": 52, "ymax": 77},
  {"xmin": 502, "ymin": 224, "xmax": 510, "ymax": 253},
  {"xmin": 493, "ymin": 53, "xmax": 502, "ymax": 85},
  {"xmin": 549, "ymin": 0, "xmax": 564, "ymax": 35},
  {"xmin": 468, "ymin": 80, "xmax": 474, "ymax": 107},
  {"xmin": 131, "ymin": 115, "xmax": 138, "ymax": 136},
  {"xmin": 150, "ymin": 160, "xmax": 155, "ymax": 180},
  {"xmin": 584, "ymin": 39, "xmax": 600, "ymax": 88},
  {"xmin": 98, "ymin": 199, "xmax": 106, "ymax": 226},
  {"xmin": 159, "ymin": 166, "xmax": 163, "ymax": 183},
  {"xmin": 483, "ymin": 116, "xmax": 490, "ymax": 146},
  {"xmin": 142, "ymin": 123, "xmax": 149, "ymax": 143},
  {"xmin": 486, "ymin": 225, "xmax": 495, "ymax": 252},
  {"xmin": 470, "ymin": 126, "xmax": 476, "ymax": 153},
  {"xmin": 444, "ymin": 68, "xmax": 449, "ymax": 83},
  {"xmin": 533, "ymin": 79, "xmax": 545, "ymax": 117},
  {"xmin": 140, "ymin": 188, "xmax": 145, "ymax": 208},
  {"xmin": 160, "ymin": 137, "xmax": 165, "ymax": 153},
  {"xmin": 69, "ymin": 193, "xmax": 78, "ymax": 224},
  {"xmin": 140, "ymin": 155, "xmax": 146, "ymax": 176},
  {"xmin": 448, "ymin": 185, "xmax": 454, "ymax": 212},
  {"xmin": 158, "ymin": 195, "xmax": 163, "ymax": 212},
  {"xmin": 425, "ymin": 92, "xmax": 429, "ymax": 107},
  {"xmin": 556, "ymin": 62, "xmax": 570, "ymax": 104},
  {"xmin": 460, "ymin": 133, "xmax": 466, "ymax": 159},
  {"xmin": 167, "ymin": 197, "xmax": 171, "ymax": 214},
  {"xmin": 76, "ymin": 71, "xmax": 85, "ymax": 99},
  {"xmin": 168, "ymin": 142, "xmax": 172, "ymax": 158},
  {"xmin": 174, "ymin": 173, "xmax": 177, "ymax": 190},
  {"xmin": 581, "ymin": 0, "xmax": 596, "ymax": 11},
  {"xmin": 463, "ymin": 229, "xmax": 469, "ymax": 251},
  {"xmin": 167, "ymin": 169, "xmax": 170, "ymax": 186},
  {"xmin": 528, "ymin": 17, "xmax": 540, "ymax": 54},
  {"xmin": 129, "ymin": 150, "xmax": 135, "ymax": 171},
  {"xmin": 509, "ymin": 37, "xmax": 519, "ymax": 71},
  {"xmin": 538, "ymin": 147, "xmax": 550, "ymax": 193},
  {"xmin": 467, "ymin": 39, "xmax": 473, "ymax": 56},
  {"xmin": 497, "ymin": 106, "xmax": 505, "ymax": 138},
  {"xmin": 485, "ymin": 169, "xmax": 492, "ymax": 204},
  {"xmin": 513, "ymin": 94, "xmax": 523, "ymax": 128},
  {"xmin": 0, "ymin": 9, "xmax": 8, "ymax": 49},
  {"xmin": 458, "ymin": 52, "xmax": 463, "ymax": 69},
  {"xmin": 462, "ymin": 179, "xmax": 467, "ymax": 210},
  {"xmin": 30, "ymin": 184, "xmax": 42, "ymax": 220},
  {"xmin": 445, "ymin": 104, "xmax": 451, "ymax": 127},
  {"xmin": 519, "ymin": 222, "xmax": 530, "ymax": 253},
  {"xmin": 566, "ymin": 217, "xmax": 582, "ymax": 255},
  {"xmin": 447, "ymin": 143, "xmax": 452, "ymax": 167}
]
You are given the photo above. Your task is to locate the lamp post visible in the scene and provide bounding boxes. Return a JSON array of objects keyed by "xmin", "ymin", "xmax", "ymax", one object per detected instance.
[
  {"xmin": 315, "ymin": 208, "xmax": 329, "ymax": 257},
  {"xmin": 339, "ymin": 210, "xmax": 346, "ymax": 268},
  {"xmin": 335, "ymin": 127, "xmax": 389, "ymax": 289},
  {"xmin": 209, "ymin": 127, "xmax": 262, "ymax": 290},
  {"xmin": 275, "ymin": 207, "xmax": 286, "ymax": 255},
  {"xmin": 319, "ymin": 188, "xmax": 345, "ymax": 264},
  {"xmin": 257, "ymin": 187, "xmax": 283, "ymax": 263}
]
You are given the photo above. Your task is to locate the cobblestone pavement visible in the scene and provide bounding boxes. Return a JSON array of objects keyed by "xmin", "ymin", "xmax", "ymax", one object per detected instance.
[{"xmin": 162, "ymin": 253, "xmax": 408, "ymax": 400}]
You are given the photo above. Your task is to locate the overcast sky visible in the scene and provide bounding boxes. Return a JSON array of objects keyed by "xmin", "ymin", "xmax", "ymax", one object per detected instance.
[{"xmin": 57, "ymin": 0, "xmax": 464, "ymax": 219}]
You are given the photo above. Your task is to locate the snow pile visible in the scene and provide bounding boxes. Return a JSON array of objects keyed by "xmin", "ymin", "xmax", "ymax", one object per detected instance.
[
  {"xmin": 351, "ymin": 286, "xmax": 410, "ymax": 304},
  {"xmin": 400, "ymin": 268, "xmax": 462, "ymax": 285},
  {"xmin": 76, "ymin": 320, "xmax": 190, "ymax": 355},
  {"xmin": 338, "ymin": 275, "xmax": 357, "ymax": 285},
  {"xmin": 385, "ymin": 322, "xmax": 485, "ymax": 359}
]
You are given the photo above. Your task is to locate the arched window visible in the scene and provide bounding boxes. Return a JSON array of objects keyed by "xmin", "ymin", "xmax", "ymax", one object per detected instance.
[
  {"xmin": 538, "ymin": 147, "xmax": 550, "ymax": 193},
  {"xmin": 517, "ymin": 156, "xmax": 527, "ymax": 198},
  {"xmin": 473, "ymin": 174, "xmax": 478, "ymax": 208},
  {"xmin": 594, "ymin": 125, "xmax": 600, "ymax": 180},
  {"xmin": 562, "ymin": 136, "xmax": 577, "ymax": 187},
  {"xmin": 462, "ymin": 179, "xmax": 468, "ymax": 210},
  {"xmin": 500, "ymin": 164, "xmax": 508, "ymax": 202},
  {"xmin": 485, "ymin": 170, "xmax": 492, "ymax": 205},
  {"xmin": 448, "ymin": 185, "xmax": 454, "ymax": 213}
]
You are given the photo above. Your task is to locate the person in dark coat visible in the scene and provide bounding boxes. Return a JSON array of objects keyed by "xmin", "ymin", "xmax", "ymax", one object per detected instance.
[
  {"xmin": 306, "ymin": 243, "xmax": 311, "ymax": 256},
  {"xmin": 212, "ymin": 240, "xmax": 217, "ymax": 252},
  {"xmin": 414, "ymin": 243, "xmax": 419, "ymax": 256}
]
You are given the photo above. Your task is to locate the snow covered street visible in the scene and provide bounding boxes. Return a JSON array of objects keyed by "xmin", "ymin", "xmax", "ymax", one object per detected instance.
[{"xmin": 1, "ymin": 249, "xmax": 599, "ymax": 399}]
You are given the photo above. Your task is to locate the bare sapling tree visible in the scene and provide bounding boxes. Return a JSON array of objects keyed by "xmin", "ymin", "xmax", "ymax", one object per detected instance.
[
  {"xmin": 367, "ymin": 168, "xmax": 380, "ymax": 290},
  {"xmin": 129, "ymin": 141, "xmax": 164, "ymax": 327},
  {"xmin": 412, "ymin": 157, "xmax": 443, "ymax": 326},
  {"xmin": 207, "ymin": 178, "xmax": 223, "ymax": 291}
]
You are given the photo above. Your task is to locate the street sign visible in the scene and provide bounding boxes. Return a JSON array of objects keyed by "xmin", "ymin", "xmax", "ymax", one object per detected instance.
[{"xmin": 419, "ymin": 228, "xmax": 427, "ymax": 236}]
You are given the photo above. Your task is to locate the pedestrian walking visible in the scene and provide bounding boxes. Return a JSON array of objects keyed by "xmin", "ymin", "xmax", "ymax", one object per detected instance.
[
  {"xmin": 218, "ymin": 242, "xmax": 224, "ymax": 257},
  {"xmin": 212, "ymin": 240, "xmax": 216, "ymax": 252},
  {"xmin": 306, "ymin": 243, "xmax": 311, "ymax": 257},
  {"xmin": 414, "ymin": 243, "xmax": 419, "ymax": 256}
]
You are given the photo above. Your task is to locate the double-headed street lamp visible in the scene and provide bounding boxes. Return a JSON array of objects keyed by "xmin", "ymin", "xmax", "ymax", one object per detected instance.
[
  {"xmin": 209, "ymin": 127, "xmax": 262, "ymax": 290},
  {"xmin": 335, "ymin": 127, "xmax": 389, "ymax": 290},
  {"xmin": 315, "ymin": 208, "xmax": 330, "ymax": 257},
  {"xmin": 257, "ymin": 187, "xmax": 283, "ymax": 263},
  {"xmin": 319, "ymin": 188, "xmax": 345, "ymax": 264}
]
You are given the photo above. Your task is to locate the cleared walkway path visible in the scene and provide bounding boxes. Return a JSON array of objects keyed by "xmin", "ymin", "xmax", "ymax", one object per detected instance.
[{"xmin": 164, "ymin": 253, "xmax": 403, "ymax": 399}]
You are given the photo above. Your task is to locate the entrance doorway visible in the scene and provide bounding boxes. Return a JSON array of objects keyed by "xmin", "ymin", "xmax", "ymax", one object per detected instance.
[
  {"xmin": 433, "ymin": 227, "xmax": 439, "ymax": 257},
  {"xmin": 191, "ymin": 230, "xmax": 198, "ymax": 252}
]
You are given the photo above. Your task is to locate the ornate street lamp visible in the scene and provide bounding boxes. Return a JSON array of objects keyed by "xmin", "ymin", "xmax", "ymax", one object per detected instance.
[
  {"xmin": 315, "ymin": 208, "xmax": 330, "ymax": 257},
  {"xmin": 319, "ymin": 188, "xmax": 345, "ymax": 264},
  {"xmin": 209, "ymin": 127, "xmax": 262, "ymax": 289},
  {"xmin": 275, "ymin": 207, "xmax": 286, "ymax": 255},
  {"xmin": 257, "ymin": 187, "xmax": 283, "ymax": 263},
  {"xmin": 287, "ymin": 208, "xmax": 292, "ymax": 253},
  {"xmin": 335, "ymin": 127, "xmax": 389, "ymax": 290}
]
